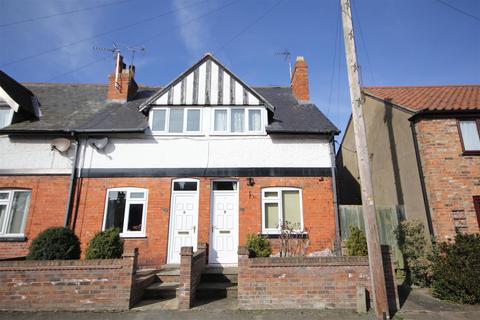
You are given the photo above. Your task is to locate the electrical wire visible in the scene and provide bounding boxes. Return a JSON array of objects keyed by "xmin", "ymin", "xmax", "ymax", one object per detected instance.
[
  {"xmin": 351, "ymin": 0, "xmax": 376, "ymax": 85},
  {"xmin": 0, "ymin": 0, "xmax": 134, "ymax": 28},
  {"xmin": 327, "ymin": 4, "xmax": 341, "ymax": 117},
  {"xmin": 214, "ymin": 0, "xmax": 285, "ymax": 52},
  {"xmin": 0, "ymin": 0, "xmax": 208, "ymax": 68},
  {"xmin": 433, "ymin": 0, "xmax": 480, "ymax": 23},
  {"xmin": 45, "ymin": 0, "xmax": 240, "ymax": 81}
]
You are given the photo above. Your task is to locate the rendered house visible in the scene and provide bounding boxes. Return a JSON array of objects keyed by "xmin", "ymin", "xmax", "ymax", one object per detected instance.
[
  {"xmin": 0, "ymin": 54, "xmax": 340, "ymax": 267},
  {"xmin": 337, "ymin": 85, "xmax": 480, "ymax": 241}
]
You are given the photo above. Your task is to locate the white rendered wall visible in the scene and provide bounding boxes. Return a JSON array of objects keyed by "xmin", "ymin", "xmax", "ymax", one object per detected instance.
[
  {"xmin": 0, "ymin": 136, "xmax": 73, "ymax": 173},
  {"xmin": 83, "ymin": 135, "xmax": 332, "ymax": 169}
]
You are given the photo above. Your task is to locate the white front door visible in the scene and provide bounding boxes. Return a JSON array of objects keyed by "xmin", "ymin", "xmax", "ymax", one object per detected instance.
[
  {"xmin": 209, "ymin": 181, "xmax": 239, "ymax": 265},
  {"xmin": 168, "ymin": 180, "xmax": 199, "ymax": 264}
]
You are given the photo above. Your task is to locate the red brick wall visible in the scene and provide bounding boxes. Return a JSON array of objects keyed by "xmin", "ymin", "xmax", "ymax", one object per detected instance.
[
  {"xmin": 0, "ymin": 249, "xmax": 138, "ymax": 311},
  {"xmin": 73, "ymin": 176, "xmax": 336, "ymax": 268},
  {"xmin": 237, "ymin": 246, "xmax": 399, "ymax": 313},
  {"xmin": 237, "ymin": 247, "xmax": 371, "ymax": 310},
  {"xmin": 178, "ymin": 244, "xmax": 207, "ymax": 309},
  {"xmin": 415, "ymin": 118, "xmax": 480, "ymax": 240},
  {"xmin": 0, "ymin": 175, "xmax": 70, "ymax": 258}
]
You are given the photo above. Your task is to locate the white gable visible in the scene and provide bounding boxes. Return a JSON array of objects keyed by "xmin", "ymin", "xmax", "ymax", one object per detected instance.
[{"xmin": 153, "ymin": 57, "xmax": 261, "ymax": 106}]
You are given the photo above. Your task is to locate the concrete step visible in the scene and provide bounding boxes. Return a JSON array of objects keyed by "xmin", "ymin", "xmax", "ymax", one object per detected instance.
[
  {"xmin": 196, "ymin": 282, "xmax": 238, "ymax": 299},
  {"xmin": 201, "ymin": 266, "xmax": 238, "ymax": 283},
  {"xmin": 143, "ymin": 282, "xmax": 179, "ymax": 300},
  {"xmin": 157, "ymin": 265, "xmax": 180, "ymax": 283}
]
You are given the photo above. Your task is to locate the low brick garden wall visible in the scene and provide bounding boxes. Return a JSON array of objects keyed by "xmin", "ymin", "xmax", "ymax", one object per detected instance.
[
  {"xmin": 178, "ymin": 244, "xmax": 207, "ymax": 309},
  {"xmin": 238, "ymin": 246, "xmax": 398, "ymax": 312},
  {"xmin": 0, "ymin": 248, "xmax": 138, "ymax": 311}
]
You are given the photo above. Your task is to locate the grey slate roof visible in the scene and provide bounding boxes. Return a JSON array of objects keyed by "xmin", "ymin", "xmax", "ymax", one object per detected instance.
[
  {"xmin": 256, "ymin": 86, "xmax": 340, "ymax": 134},
  {"xmin": 0, "ymin": 83, "xmax": 157, "ymax": 133},
  {"xmin": 0, "ymin": 83, "xmax": 339, "ymax": 135}
]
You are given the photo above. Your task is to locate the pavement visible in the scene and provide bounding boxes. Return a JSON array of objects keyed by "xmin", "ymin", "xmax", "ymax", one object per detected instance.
[{"xmin": 1, "ymin": 287, "xmax": 480, "ymax": 320}]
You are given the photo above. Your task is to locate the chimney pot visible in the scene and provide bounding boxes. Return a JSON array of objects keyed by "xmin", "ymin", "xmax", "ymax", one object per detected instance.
[
  {"xmin": 291, "ymin": 56, "xmax": 310, "ymax": 102},
  {"xmin": 107, "ymin": 55, "xmax": 138, "ymax": 102}
]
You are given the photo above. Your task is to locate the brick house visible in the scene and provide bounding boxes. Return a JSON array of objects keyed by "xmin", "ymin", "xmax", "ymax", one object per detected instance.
[
  {"xmin": 0, "ymin": 54, "xmax": 340, "ymax": 267},
  {"xmin": 337, "ymin": 85, "xmax": 480, "ymax": 241}
]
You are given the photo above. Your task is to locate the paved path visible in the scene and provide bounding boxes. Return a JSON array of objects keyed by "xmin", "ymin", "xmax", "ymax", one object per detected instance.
[{"xmin": 1, "ymin": 288, "xmax": 480, "ymax": 320}]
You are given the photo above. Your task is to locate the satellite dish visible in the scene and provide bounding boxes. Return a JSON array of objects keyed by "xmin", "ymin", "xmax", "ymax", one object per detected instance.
[
  {"xmin": 89, "ymin": 137, "xmax": 109, "ymax": 151},
  {"xmin": 50, "ymin": 138, "xmax": 71, "ymax": 153}
]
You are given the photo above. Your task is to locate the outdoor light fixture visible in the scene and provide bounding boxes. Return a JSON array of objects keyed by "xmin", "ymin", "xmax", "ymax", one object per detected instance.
[{"xmin": 247, "ymin": 177, "xmax": 255, "ymax": 186}]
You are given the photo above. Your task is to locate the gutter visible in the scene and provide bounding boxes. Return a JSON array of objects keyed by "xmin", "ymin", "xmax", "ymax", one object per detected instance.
[
  {"xmin": 329, "ymin": 135, "xmax": 341, "ymax": 253},
  {"xmin": 64, "ymin": 134, "xmax": 80, "ymax": 228},
  {"xmin": 409, "ymin": 121, "xmax": 434, "ymax": 236}
]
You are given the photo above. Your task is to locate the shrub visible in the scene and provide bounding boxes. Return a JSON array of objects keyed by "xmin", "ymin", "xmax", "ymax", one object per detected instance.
[
  {"xmin": 279, "ymin": 222, "xmax": 310, "ymax": 257},
  {"xmin": 346, "ymin": 225, "xmax": 368, "ymax": 256},
  {"xmin": 27, "ymin": 227, "xmax": 80, "ymax": 260},
  {"xmin": 395, "ymin": 220, "xmax": 434, "ymax": 287},
  {"xmin": 432, "ymin": 233, "xmax": 480, "ymax": 304},
  {"xmin": 86, "ymin": 228, "xmax": 124, "ymax": 259},
  {"xmin": 246, "ymin": 234, "xmax": 272, "ymax": 258}
]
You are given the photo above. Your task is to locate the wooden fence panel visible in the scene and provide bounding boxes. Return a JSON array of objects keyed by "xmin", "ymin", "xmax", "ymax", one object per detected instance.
[{"xmin": 339, "ymin": 205, "xmax": 405, "ymax": 269}]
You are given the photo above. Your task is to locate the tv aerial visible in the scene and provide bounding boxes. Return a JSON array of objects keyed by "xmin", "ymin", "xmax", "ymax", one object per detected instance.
[{"xmin": 275, "ymin": 49, "xmax": 292, "ymax": 81}]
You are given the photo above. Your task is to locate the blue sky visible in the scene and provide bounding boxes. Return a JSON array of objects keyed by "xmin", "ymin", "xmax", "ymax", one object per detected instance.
[{"xmin": 0, "ymin": 0, "xmax": 479, "ymax": 138}]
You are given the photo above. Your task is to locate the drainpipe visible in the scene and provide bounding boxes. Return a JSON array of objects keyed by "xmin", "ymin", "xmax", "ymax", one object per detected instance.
[
  {"xmin": 410, "ymin": 121, "xmax": 434, "ymax": 236},
  {"xmin": 329, "ymin": 135, "xmax": 341, "ymax": 254},
  {"xmin": 64, "ymin": 133, "xmax": 80, "ymax": 228}
]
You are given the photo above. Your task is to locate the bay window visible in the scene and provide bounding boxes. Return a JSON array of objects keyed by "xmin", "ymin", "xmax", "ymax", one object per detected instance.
[
  {"xmin": 212, "ymin": 107, "xmax": 264, "ymax": 134},
  {"xmin": 261, "ymin": 187, "xmax": 303, "ymax": 234},
  {"xmin": 0, "ymin": 189, "xmax": 31, "ymax": 237},
  {"xmin": 0, "ymin": 105, "xmax": 13, "ymax": 129},
  {"xmin": 150, "ymin": 107, "xmax": 202, "ymax": 134},
  {"xmin": 103, "ymin": 188, "xmax": 148, "ymax": 237},
  {"xmin": 458, "ymin": 119, "xmax": 480, "ymax": 153}
]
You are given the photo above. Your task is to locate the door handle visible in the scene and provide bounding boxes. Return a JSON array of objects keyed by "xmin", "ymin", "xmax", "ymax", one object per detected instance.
[{"xmin": 193, "ymin": 225, "xmax": 196, "ymax": 233}]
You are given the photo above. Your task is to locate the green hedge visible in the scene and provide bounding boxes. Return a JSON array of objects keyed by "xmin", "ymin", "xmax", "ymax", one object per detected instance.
[
  {"xmin": 346, "ymin": 225, "xmax": 368, "ymax": 256},
  {"xmin": 246, "ymin": 234, "xmax": 272, "ymax": 258},
  {"xmin": 432, "ymin": 233, "xmax": 480, "ymax": 304},
  {"xmin": 27, "ymin": 227, "xmax": 80, "ymax": 260},
  {"xmin": 86, "ymin": 228, "xmax": 124, "ymax": 259}
]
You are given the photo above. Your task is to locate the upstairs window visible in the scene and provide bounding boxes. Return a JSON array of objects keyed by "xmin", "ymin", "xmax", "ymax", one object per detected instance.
[
  {"xmin": 103, "ymin": 188, "xmax": 148, "ymax": 237},
  {"xmin": 212, "ymin": 107, "xmax": 264, "ymax": 134},
  {"xmin": 0, "ymin": 105, "xmax": 13, "ymax": 129},
  {"xmin": 0, "ymin": 189, "xmax": 31, "ymax": 237},
  {"xmin": 150, "ymin": 108, "xmax": 202, "ymax": 134},
  {"xmin": 458, "ymin": 119, "xmax": 480, "ymax": 153},
  {"xmin": 261, "ymin": 187, "xmax": 303, "ymax": 234}
]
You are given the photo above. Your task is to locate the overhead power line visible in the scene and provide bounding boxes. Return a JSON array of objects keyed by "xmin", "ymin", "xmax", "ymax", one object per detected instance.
[
  {"xmin": 0, "ymin": 0, "xmax": 134, "ymax": 28},
  {"xmin": 433, "ymin": 0, "xmax": 480, "ymax": 23},
  {"xmin": 215, "ymin": 0, "xmax": 285, "ymax": 52},
  {"xmin": 47, "ymin": 0, "xmax": 241, "ymax": 81},
  {"xmin": 0, "ymin": 0, "xmax": 208, "ymax": 68}
]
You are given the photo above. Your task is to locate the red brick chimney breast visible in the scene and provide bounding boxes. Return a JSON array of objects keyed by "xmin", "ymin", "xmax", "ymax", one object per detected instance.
[
  {"xmin": 291, "ymin": 56, "xmax": 310, "ymax": 102},
  {"xmin": 107, "ymin": 55, "xmax": 138, "ymax": 102}
]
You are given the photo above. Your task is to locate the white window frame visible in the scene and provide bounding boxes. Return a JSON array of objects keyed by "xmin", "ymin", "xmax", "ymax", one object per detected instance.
[
  {"xmin": 149, "ymin": 107, "xmax": 202, "ymax": 135},
  {"xmin": 211, "ymin": 107, "xmax": 266, "ymax": 135},
  {"xmin": 0, "ymin": 189, "xmax": 31, "ymax": 238},
  {"xmin": 261, "ymin": 187, "xmax": 304, "ymax": 234},
  {"xmin": 0, "ymin": 105, "xmax": 14, "ymax": 129},
  {"xmin": 102, "ymin": 187, "xmax": 148, "ymax": 238}
]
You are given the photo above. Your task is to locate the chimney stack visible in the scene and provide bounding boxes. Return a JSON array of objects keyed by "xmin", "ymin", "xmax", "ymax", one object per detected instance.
[
  {"xmin": 107, "ymin": 55, "xmax": 138, "ymax": 102},
  {"xmin": 291, "ymin": 56, "xmax": 310, "ymax": 102}
]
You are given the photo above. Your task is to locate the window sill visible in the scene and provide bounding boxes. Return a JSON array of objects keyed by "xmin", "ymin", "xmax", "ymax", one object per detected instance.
[
  {"xmin": 0, "ymin": 235, "xmax": 26, "ymax": 242},
  {"xmin": 260, "ymin": 231, "xmax": 308, "ymax": 239},
  {"xmin": 120, "ymin": 233, "xmax": 147, "ymax": 239},
  {"xmin": 461, "ymin": 151, "xmax": 480, "ymax": 156}
]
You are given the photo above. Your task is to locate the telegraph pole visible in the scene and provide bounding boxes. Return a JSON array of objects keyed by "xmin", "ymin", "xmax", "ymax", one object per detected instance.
[{"xmin": 340, "ymin": 0, "xmax": 389, "ymax": 318}]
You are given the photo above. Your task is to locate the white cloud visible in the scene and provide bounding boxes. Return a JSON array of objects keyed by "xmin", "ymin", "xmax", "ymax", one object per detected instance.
[{"xmin": 172, "ymin": 0, "xmax": 216, "ymax": 57}]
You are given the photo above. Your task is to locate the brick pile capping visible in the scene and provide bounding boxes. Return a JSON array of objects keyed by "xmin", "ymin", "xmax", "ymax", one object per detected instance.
[
  {"xmin": 178, "ymin": 243, "xmax": 207, "ymax": 310},
  {"xmin": 237, "ymin": 245, "xmax": 398, "ymax": 311},
  {"xmin": 0, "ymin": 248, "xmax": 139, "ymax": 311}
]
